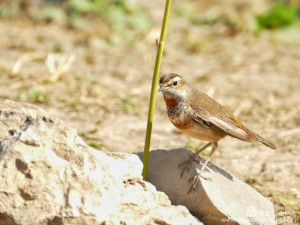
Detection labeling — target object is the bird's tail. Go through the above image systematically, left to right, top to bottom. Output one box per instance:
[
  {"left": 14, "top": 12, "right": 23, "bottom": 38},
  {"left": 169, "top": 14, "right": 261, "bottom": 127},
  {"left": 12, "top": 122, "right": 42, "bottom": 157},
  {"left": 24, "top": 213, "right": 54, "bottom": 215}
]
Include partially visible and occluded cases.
[{"left": 253, "top": 133, "right": 277, "bottom": 150}]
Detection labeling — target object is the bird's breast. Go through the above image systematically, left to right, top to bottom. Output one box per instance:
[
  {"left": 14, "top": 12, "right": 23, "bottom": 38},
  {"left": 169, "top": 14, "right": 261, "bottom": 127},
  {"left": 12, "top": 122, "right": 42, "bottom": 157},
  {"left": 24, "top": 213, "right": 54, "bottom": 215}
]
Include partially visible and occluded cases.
[
  {"left": 167, "top": 105, "right": 189, "bottom": 129},
  {"left": 167, "top": 106, "right": 226, "bottom": 142}
]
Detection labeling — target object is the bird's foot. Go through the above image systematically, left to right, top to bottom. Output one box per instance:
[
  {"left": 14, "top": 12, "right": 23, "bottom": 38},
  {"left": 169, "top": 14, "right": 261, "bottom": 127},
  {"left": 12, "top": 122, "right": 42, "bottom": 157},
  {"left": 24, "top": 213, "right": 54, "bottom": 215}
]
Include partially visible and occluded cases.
[
  {"left": 178, "top": 155, "right": 199, "bottom": 178},
  {"left": 187, "top": 170, "right": 211, "bottom": 194}
]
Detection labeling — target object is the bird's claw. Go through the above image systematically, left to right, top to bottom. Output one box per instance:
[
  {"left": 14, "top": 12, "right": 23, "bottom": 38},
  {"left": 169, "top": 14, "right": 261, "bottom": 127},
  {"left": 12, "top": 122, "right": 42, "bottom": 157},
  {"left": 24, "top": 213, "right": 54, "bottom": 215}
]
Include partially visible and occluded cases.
[
  {"left": 178, "top": 156, "right": 199, "bottom": 178},
  {"left": 187, "top": 171, "right": 211, "bottom": 194}
]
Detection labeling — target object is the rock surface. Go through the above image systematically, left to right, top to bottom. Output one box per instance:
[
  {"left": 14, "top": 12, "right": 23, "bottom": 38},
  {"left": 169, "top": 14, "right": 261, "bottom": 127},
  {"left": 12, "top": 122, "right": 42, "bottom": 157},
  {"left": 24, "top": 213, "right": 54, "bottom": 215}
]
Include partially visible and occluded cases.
[
  {"left": 0, "top": 100, "right": 201, "bottom": 225},
  {"left": 145, "top": 149, "right": 276, "bottom": 225}
]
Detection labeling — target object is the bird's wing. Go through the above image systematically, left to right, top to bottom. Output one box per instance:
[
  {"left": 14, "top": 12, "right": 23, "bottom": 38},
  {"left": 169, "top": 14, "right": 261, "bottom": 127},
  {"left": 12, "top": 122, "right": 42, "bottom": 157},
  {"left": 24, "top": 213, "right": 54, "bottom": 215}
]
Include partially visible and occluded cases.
[
  {"left": 187, "top": 88, "right": 253, "bottom": 141},
  {"left": 189, "top": 105, "right": 251, "bottom": 142}
]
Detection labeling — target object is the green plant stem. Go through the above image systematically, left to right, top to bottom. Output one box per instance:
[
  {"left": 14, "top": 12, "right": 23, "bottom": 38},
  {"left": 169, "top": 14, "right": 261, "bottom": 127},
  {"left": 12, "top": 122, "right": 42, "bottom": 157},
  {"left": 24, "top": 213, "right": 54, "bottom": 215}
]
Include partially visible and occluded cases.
[{"left": 142, "top": 0, "right": 172, "bottom": 180}]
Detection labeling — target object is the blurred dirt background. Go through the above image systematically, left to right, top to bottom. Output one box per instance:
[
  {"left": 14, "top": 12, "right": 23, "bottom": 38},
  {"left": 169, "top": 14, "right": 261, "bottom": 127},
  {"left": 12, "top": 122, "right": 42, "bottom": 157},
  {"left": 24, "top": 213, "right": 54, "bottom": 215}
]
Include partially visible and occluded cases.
[{"left": 0, "top": 0, "right": 299, "bottom": 223}]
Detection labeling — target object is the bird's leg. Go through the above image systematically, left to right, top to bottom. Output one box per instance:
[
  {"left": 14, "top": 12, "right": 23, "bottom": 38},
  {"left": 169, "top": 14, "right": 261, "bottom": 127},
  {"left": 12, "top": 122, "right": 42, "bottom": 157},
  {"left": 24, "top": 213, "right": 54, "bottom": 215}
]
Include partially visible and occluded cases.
[
  {"left": 178, "top": 142, "right": 212, "bottom": 178},
  {"left": 188, "top": 142, "right": 218, "bottom": 193}
]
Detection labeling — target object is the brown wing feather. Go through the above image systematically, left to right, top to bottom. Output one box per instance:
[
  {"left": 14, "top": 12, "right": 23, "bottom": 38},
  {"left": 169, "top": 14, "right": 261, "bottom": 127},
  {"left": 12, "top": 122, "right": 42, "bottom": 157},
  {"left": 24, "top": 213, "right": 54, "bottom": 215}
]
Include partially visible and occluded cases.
[
  {"left": 188, "top": 88, "right": 253, "bottom": 142},
  {"left": 188, "top": 88, "right": 277, "bottom": 149}
]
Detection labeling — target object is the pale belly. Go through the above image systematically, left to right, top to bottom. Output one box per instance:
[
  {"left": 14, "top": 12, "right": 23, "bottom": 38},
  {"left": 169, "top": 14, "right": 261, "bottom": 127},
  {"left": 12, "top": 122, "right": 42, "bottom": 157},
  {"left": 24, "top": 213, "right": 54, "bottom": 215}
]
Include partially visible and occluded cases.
[{"left": 169, "top": 113, "right": 226, "bottom": 142}]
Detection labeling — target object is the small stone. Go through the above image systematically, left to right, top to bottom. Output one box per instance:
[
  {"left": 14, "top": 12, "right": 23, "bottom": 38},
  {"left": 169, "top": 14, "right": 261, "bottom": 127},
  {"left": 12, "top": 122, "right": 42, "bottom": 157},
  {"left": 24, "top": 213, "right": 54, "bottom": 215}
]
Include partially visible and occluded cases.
[{"left": 145, "top": 149, "right": 276, "bottom": 225}]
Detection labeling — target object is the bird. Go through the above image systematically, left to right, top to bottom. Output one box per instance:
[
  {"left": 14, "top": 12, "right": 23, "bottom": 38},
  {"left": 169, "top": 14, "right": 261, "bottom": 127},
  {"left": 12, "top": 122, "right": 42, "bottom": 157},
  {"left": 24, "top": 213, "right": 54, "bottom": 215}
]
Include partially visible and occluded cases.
[{"left": 158, "top": 73, "right": 277, "bottom": 192}]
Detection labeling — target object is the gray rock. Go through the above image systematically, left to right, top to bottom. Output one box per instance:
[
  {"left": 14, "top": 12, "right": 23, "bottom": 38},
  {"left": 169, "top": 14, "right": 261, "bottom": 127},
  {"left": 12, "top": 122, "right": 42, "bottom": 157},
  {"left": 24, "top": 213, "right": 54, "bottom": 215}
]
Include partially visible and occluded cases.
[
  {"left": 0, "top": 100, "right": 201, "bottom": 225},
  {"left": 145, "top": 149, "right": 276, "bottom": 225}
]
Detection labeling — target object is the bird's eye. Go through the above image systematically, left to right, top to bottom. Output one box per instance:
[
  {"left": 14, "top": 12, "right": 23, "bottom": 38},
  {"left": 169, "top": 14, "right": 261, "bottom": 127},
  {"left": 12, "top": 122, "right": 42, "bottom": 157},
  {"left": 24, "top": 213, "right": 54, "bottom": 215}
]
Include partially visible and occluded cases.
[
  {"left": 159, "top": 76, "right": 164, "bottom": 84},
  {"left": 173, "top": 81, "right": 178, "bottom": 86}
]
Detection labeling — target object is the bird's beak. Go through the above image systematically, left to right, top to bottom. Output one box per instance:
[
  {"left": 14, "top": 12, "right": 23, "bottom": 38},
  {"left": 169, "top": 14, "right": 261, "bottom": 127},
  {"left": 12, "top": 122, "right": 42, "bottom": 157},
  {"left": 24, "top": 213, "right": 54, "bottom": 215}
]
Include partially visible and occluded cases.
[{"left": 158, "top": 86, "right": 164, "bottom": 92}]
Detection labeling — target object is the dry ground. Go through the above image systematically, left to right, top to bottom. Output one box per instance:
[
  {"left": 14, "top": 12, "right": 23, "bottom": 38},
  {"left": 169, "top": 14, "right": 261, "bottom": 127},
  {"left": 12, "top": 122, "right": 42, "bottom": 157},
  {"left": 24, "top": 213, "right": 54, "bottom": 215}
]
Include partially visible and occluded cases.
[{"left": 0, "top": 0, "right": 299, "bottom": 223}]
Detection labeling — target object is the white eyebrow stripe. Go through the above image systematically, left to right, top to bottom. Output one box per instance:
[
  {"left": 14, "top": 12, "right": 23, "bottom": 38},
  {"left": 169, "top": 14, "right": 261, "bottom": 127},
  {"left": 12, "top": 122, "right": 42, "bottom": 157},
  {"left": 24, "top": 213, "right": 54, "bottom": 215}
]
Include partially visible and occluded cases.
[{"left": 173, "top": 76, "right": 181, "bottom": 82}]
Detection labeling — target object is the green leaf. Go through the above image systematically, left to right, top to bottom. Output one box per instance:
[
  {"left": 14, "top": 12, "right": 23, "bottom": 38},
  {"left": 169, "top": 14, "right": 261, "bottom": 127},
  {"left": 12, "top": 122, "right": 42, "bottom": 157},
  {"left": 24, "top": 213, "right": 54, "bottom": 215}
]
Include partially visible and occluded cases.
[
  {"left": 256, "top": 2, "right": 298, "bottom": 29},
  {"left": 278, "top": 194, "right": 297, "bottom": 206}
]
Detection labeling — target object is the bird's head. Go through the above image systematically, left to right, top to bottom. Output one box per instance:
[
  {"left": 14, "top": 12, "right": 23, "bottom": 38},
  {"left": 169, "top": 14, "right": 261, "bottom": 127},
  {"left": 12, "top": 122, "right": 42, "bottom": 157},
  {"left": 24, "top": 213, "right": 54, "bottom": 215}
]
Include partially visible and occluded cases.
[{"left": 158, "top": 73, "right": 189, "bottom": 100}]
